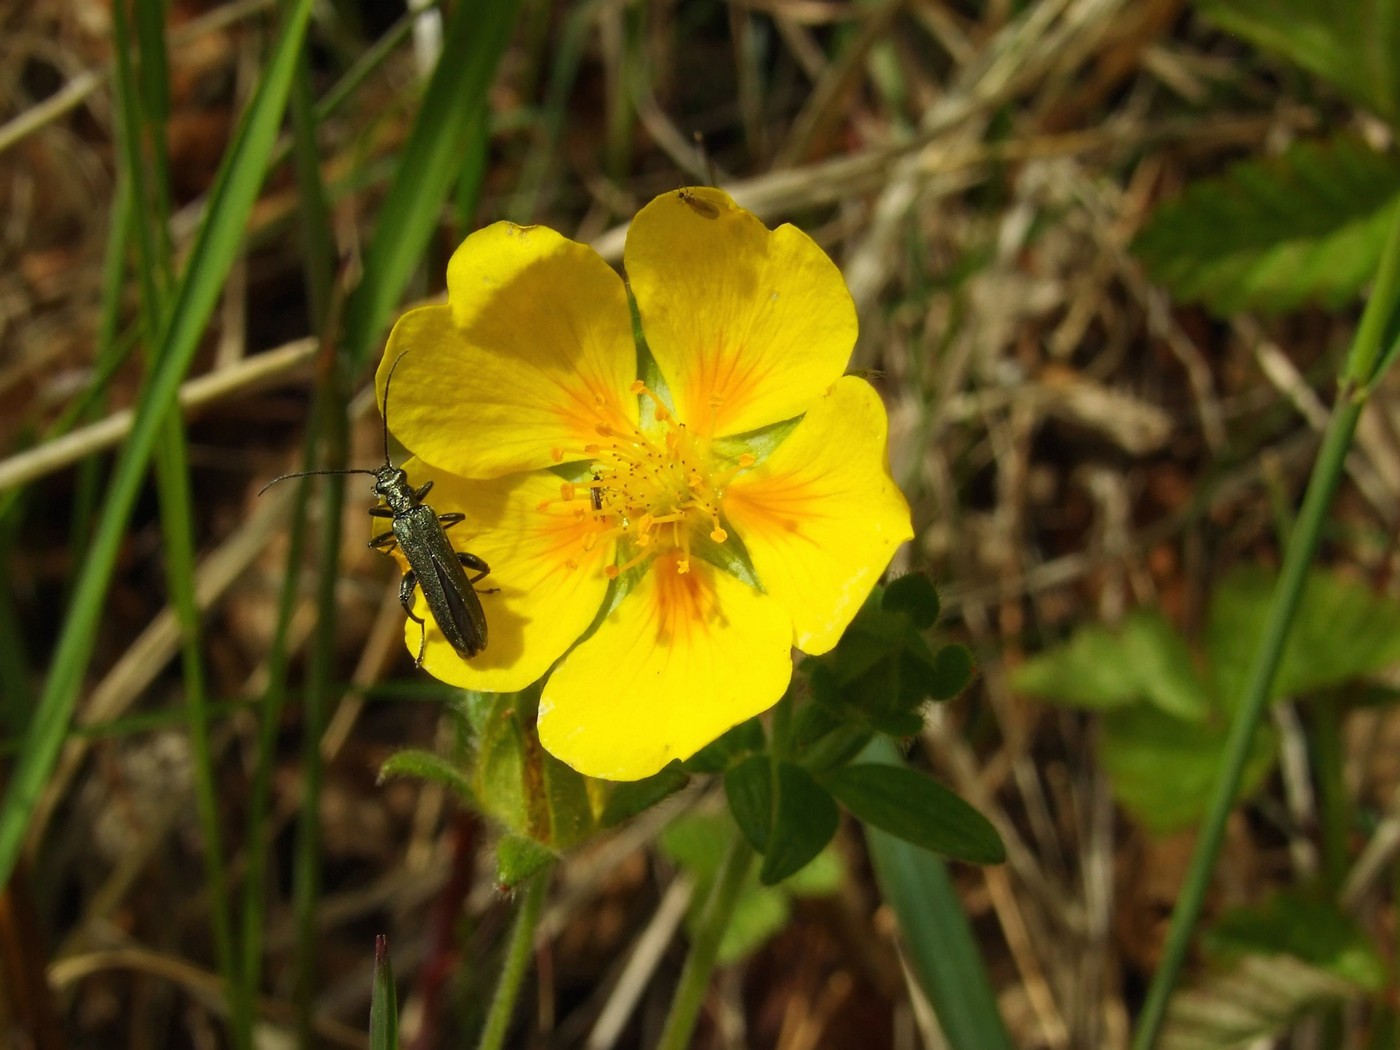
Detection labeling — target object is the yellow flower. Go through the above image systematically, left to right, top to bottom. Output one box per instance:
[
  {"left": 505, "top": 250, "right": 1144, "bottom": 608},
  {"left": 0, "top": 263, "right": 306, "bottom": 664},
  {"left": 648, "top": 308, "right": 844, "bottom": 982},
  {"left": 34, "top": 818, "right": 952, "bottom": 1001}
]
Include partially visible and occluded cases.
[{"left": 376, "top": 188, "right": 912, "bottom": 781}]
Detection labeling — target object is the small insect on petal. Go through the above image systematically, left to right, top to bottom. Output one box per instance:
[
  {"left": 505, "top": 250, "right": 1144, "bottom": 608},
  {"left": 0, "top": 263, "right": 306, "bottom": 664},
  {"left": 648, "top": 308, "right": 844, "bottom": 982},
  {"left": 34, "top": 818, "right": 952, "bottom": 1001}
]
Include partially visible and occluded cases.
[{"left": 677, "top": 188, "right": 720, "bottom": 220}]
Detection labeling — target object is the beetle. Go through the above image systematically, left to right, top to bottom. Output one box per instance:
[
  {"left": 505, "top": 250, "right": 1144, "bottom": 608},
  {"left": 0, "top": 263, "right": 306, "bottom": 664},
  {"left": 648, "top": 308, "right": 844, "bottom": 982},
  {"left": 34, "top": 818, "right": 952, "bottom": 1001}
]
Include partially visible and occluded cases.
[{"left": 261, "top": 353, "right": 490, "bottom": 666}]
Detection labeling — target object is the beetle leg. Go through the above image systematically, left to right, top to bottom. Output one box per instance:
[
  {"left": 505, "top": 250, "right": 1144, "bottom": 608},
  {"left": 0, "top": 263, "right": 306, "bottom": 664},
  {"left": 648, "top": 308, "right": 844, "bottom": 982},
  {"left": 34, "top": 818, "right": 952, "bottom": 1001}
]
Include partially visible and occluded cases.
[
  {"left": 412, "top": 480, "right": 434, "bottom": 503},
  {"left": 369, "top": 506, "right": 393, "bottom": 519},
  {"left": 437, "top": 512, "right": 465, "bottom": 530},
  {"left": 370, "top": 530, "right": 397, "bottom": 552},
  {"left": 457, "top": 552, "right": 498, "bottom": 594},
  {"left": 398, "top": 570, "right": 428, "bottom": 666}
]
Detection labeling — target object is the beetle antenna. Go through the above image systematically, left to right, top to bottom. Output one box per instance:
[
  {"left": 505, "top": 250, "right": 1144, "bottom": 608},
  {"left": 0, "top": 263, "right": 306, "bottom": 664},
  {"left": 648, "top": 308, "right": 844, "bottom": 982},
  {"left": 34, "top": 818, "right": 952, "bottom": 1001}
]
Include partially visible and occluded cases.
[
  {"left": 380, "top": 351, "right": 411, "bottom": 466},
  {"left": 258, "top": 468, "right": 379, "bottom": 497}
]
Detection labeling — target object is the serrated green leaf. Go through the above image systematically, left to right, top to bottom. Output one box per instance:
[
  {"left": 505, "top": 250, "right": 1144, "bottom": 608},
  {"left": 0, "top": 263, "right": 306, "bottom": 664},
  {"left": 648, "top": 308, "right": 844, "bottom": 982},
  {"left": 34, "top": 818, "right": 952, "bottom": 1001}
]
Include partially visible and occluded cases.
[
  {"left": 1197, "top": 0, "right": 1400, "bottom": 122},
  {"left": 1134, "top": 136, "right": 1400, "bottom": 314},
  {"left": 1208, "top": 566, "right": 1400, "bottom": 707},
  {"left": 1013, "top": 608, "right": 1211, "bottom": 720},
  {"left": 1099, "top": 703, "right": 1277, "bottom": 834},
  {"left": 377, "top": 748, "right": 473, "bottom": 799},
  {"left": 724, "top": 755, "right": 773, "bottom": 853},
  {"left": 760, "top": 763, "right": 839, "bottom": 885},
  {"left": 825, "top": 764, "right": 1005, "bottom": 864},
  {"left": 600, "top": 765, "right": 689, "bottom": 827},
  {"left": 495, "top": 834, "right": 557, "bottom": 889},
  {"left": 1206, "top": 891, "right": 1386, "bottom": 990},
  {"left": 369, "top": 935, "right": 399, "bottom": 1050},
  {"left": 1159, "top": 953, "right": 1367, "bottom": 1050}
]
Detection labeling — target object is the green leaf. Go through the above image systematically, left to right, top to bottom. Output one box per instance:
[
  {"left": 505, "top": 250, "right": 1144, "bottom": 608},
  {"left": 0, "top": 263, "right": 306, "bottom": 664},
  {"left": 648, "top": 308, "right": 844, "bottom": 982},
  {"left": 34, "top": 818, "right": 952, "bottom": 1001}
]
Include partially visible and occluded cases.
[
  {"left": 1197, "top": 0, "right": 1400, "bottom": 122},
  {"left": 1133, "top": 136, "right": 1400, "bottom": 314},
  {"left": 1208, "top": 567, "right": 1400, "bottom": 706},
  {"left": 882, "top": 574, "right": 940, "bottom": 628},
  {"left": 1013, "top": 609, "right": 1211, "bottom": 721},
  {"left": 927, "top": 644, "right": 974, "bottom": 700},
  {"left": 1099, "top": 703, "right": 1277, "bottom": 834},
  {"left": 680, "top": 716, "right": 765, "bottom": 773},
  {"left": 800, "top": 726, "right": 876, "bottom": 775},
  {"left": 377, "top": 748, "right": 473, "bottom": 799},
  {"left": 724, "top": 755, "right": 773, "bottom": 853},
  {"left": 760, "top": 763, "right": 840, "bottom": 885},
  {"left": 825, "top": 764, "right": 1005, "bottom": 864},
  {"left": 600, "top": 765, "right": 689, "bottom": 827},
  {"left": 495, "top": 834, "right": 557, "bottom": 890},
  {"left": 782, "top": 846, "right": 843, "bottom": 897},
  {"left": 1206, "top": 891, "right": 1386, "bottom": 990},
  {"left": 369, "top": 935, "right": 399, "bottom": 1050}
]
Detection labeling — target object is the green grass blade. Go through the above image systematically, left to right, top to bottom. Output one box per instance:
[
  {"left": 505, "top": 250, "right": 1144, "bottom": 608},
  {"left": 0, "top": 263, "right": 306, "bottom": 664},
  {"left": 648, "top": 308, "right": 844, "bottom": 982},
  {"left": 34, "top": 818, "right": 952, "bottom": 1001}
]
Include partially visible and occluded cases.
[
  {"left": 0, "top": 0, "right": 316, "bottom": 889},
  {"left": 341, "top": 0, "right": 522, "bottom": 370},
  {"left": 237, "top": 5, "right": 339, "bottom": 1035},
  {"left": 111, "top": 7, "right": 239, "bottom": 1037},
  {"left": 1130, "top": 205, "right": 1400, "bottom": 1050},
  {"left": 861, "top": 737, "right": 1014, "bottom": 1050},
  {"left": 370, "top": 935, "right": 400, "bottom": 1049}
]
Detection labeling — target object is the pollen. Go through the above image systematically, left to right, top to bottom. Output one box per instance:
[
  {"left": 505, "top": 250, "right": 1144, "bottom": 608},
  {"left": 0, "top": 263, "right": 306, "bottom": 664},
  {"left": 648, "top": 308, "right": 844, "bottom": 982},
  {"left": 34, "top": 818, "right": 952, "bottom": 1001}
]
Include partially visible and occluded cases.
[{"left": 546, "top": 380, "right": 747, "bottom": 580}]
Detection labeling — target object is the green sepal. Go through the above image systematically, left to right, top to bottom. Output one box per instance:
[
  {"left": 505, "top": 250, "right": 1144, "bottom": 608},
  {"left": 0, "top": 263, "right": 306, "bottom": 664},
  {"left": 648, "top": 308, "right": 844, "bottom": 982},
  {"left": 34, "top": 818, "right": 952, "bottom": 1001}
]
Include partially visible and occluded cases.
[
  {"left": 465, "top": 688, "right": 601, "bottom": 852},
  {"left": 760, "top": 763, "right": 840, "bottom": 885},
  {"left": 825, "top": 763, "right": 1005, "bottom": 865},
  {"left": 495, "top": 833, "right": 557, "bottom": 890}
]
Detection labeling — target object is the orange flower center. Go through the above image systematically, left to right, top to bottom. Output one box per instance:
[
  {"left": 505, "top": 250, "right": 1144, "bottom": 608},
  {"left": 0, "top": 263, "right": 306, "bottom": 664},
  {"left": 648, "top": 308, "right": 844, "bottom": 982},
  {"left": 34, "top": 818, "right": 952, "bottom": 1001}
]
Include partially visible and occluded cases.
[{"left": 541, "top": 381, "right": 754, "bottom": 578}]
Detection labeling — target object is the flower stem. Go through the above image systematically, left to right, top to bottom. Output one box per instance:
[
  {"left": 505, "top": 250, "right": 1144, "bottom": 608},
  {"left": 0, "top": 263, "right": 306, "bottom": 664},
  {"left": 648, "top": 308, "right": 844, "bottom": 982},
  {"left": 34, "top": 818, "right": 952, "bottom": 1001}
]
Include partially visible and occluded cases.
[
  {"left": 656, "top": 833, "right": 754, "bottom": 1050},
  {"left": 476, "top": 869, "right": 550, "bottom": 1050}
]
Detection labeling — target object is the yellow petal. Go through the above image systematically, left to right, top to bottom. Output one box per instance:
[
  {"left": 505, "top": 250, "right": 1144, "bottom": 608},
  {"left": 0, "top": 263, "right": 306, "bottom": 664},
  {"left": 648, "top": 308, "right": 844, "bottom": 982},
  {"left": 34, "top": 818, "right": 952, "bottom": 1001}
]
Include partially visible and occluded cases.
[
  {"left": 625, "top": 187, "right": 856, "bottom": 439},
  {"left": 377, "top": 222, "right": 638, "bottom": 479},
  {"left": 722, "top": 376, "right": 912, "bottom": 654},
  {"left": 387, "top": 459, "right": 614, "bottom": 692},
  {"left": 538, "top": 553, "right": 793, "bottom": 780}
]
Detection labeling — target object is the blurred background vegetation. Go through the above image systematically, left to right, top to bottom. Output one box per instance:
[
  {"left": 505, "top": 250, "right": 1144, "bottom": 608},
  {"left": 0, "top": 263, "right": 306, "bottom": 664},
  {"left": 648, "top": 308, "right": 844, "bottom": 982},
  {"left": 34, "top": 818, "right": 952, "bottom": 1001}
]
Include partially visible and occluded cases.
[{"left": 4, "top": 0, "right": 1400, "bottom": 1047}]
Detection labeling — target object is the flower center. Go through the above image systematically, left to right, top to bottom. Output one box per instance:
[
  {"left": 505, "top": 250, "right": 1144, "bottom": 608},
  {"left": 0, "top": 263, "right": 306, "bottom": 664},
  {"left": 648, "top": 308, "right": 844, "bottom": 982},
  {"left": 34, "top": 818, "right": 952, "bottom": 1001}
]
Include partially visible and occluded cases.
[{"left": 542, "top": 381, "right": 754, "bottom": 578}]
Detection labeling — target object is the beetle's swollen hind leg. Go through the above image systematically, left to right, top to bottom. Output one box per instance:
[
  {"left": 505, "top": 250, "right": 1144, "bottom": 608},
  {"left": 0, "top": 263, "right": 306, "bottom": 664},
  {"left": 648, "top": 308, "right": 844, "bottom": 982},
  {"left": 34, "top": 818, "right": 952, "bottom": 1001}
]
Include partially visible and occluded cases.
[
  {"left": 457, "top": 552, "right": 499, "bottom": 594},
  {"left": 398, "top": 569, "right": 428, "bottom": 666}
]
